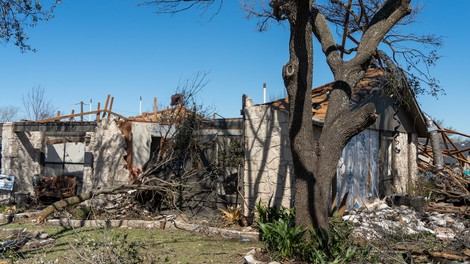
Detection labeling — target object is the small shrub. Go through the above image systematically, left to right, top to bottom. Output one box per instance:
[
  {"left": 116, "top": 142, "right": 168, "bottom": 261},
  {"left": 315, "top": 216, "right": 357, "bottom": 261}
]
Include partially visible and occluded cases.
[
  {"left": 257, "top": 201, "right": 293, "bottom": 224},
  {"left": 256, "top": 203, "right": 365, "bottom": 263},
  {"left": 257, "top": 203, "right": 305, "bottom": 260},
  {"left": 0, "top": 205, "right": 16, "bottom": 215},
  {"left": 69, "top": 205, "right": 93, "bottom": 220},
  {"left": 219, "top": 205, "right": 243, "bottom": 225},
  {"left": 304, "top": 217, "right": 365, "bottom": 264},
  {"left": 258, "top": 219, "right": 306, "bottom": 260}
]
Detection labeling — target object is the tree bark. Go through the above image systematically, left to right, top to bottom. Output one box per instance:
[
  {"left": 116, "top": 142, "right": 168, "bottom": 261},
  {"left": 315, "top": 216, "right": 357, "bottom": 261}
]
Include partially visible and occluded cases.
[
  {"left": 277, "top": 0, "right": 317, "bottom": 230},
  {"left": 280, "top": 0, "right": 411, "bottom": 236}
]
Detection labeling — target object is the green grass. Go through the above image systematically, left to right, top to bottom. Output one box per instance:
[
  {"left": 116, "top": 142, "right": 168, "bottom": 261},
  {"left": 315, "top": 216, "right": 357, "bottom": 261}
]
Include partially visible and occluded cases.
[{"left": 0, "top": 222, "right": 261, "bottom": 263}]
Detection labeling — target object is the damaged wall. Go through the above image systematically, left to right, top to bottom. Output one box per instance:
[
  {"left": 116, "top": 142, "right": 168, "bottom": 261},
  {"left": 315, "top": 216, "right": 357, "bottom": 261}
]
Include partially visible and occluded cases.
[
  {"left": 243, "top": 95, "right": 420, "bottom": 215},
  {"left": 243, "top": 96, "right": 295, "bottom": 215},
  {"left": 83, "top": 118, "right": 129, "bottom": 192},
  {"left": 0, "top": 119, "right": 131, "bottom": 198},
  {"left": 131, "top": 122, "right": 152, "bottom": 170},
  {"left": 131, "top": 122, "right": 177, "bottom": 171},
  {"left": 1, "top": 123, "right": 44, "bottom": 194},
  {"left": 337, "top": 129, "right": 380, "bottom": 209},
  {"left": 393, "top": 133, "right": 418, "bottom": 194}
]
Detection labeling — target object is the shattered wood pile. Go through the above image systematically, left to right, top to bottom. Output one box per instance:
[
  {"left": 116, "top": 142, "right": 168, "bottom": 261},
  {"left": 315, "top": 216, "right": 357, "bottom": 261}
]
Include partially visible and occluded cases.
[
  {"left": 418, "top": 121, "right": 470, "bottom": 198},
  {"left": 405, "top": 123, "right": 470, "bottom": 262}
]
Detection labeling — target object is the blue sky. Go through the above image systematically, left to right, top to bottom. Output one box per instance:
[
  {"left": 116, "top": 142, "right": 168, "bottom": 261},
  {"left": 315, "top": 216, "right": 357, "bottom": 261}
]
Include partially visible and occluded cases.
[{"left": 0, "top": 1, "right": 469, "bottom": 135}]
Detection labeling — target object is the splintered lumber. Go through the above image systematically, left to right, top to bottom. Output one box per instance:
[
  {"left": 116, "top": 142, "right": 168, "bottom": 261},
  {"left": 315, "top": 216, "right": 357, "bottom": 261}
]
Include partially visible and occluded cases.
[
  {"left": 106, "top": 110, "right": 127, "bottom": 121},
  {"left": 434, "top": 121, "right": 467, "bottom": 163},
  {"left": 441, "top": 128, "right": 470, "bottom": 139},
  {"left": 427, "top": 202, "right": 470, "bottom": 216},
  {"left": 394, "top": 243, "right": 424, "bottom": 254}
]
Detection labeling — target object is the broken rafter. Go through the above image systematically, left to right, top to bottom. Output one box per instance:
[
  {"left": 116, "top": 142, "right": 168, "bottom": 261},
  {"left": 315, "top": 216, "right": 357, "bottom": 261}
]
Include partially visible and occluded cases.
[
  {"left": 29, "top": 94, "right": 128, "bottom": 123},
  {"left": 102, "top": 95, "right": 111, "bottom": 118},
  {"left": 32, "top": 109, "right": 127, "bottom": 123},
  {"left": 434, "top": 121, "right": 467, "bottom": 163},
  {"left": 441, "top": 128, "right": 470, "bottom": 138},
  {"left": 448, "top": 147, "right": 470, "bottom": 155}
]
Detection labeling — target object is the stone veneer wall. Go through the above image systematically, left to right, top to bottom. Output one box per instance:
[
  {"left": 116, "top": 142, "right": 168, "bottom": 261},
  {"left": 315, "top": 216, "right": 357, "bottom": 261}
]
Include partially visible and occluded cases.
[
  {"left": 242, "top": 95, "right": 419, "bottom": 215},
  {"left": 242, "top": 96, "right": 294, "bottom": 217},
  {"left": 83, "top": 118, "right": 130, "bottom": 192},
  {"left": 1, "top": 119, "right": 131, "bottom": 195},
  {"left": 1, "top": 123, "right": 44, "bottom": 195},
  {"left": 392, "top": 133, "right": 418, "bottom": 194}
]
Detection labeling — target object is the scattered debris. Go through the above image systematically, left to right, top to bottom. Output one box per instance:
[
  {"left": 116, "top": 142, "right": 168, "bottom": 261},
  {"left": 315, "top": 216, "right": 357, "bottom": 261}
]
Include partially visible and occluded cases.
[
  {"left": 33, "top": 175, "right": 77, "bottom": 203},
  {"left": 343, "top": 198, "right": 469, "bottom": 263},
  {"left": 0, "top": 228, "right": 54, "bottom": 254}
]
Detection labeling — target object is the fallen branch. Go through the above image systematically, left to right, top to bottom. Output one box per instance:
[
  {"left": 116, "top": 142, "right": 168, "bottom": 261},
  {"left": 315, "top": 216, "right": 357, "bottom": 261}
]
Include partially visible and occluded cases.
[
  {"left": 37, "top": 184, "right": 167, "bottom": 222},
  {"left": 428, "top": 251, "right": 469, "bottom": 262}
]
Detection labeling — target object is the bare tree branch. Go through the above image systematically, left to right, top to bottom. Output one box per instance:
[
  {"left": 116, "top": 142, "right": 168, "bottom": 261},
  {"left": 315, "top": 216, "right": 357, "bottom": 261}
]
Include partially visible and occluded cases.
[
  {"left": 0, "top": 0, "right": 59, "bottom": 52},
  {"left": 139, "top": 0, "right": 223, "bottom": 17},
  {"left": 351, "top": 0, "right": 411, "bottom": 67},
  {"left": 22, "top": 85, "right": 55, "bottom": 121},
  {"left": 0, "top": 105, "right": 19, "bottom": 122}
]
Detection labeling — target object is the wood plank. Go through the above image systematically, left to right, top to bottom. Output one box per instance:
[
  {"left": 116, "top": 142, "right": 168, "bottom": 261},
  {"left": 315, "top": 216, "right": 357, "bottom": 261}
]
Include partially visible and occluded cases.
[
  {"left": 102, "top": 95, "right": 110, "bottom": 118},
  {"left": 109, "top": 96, "right": 114, "bottom": 113},
  {"left": 96, "top": 102, "right": 101, "bottom": 122},
  {"left": 36, "top": 110, "right": 102, "bottom": 123},
  {"left": 69, "top": 110, "right": 75, "bottom": 121}
]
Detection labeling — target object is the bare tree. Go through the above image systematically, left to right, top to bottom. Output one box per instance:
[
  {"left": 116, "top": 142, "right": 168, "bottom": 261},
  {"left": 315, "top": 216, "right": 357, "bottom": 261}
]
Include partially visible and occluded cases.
[
  {"left": 0, "top": 0, "right": 59, "bottom": 52},
  {"left": 143, "top": 0, "right": 439, "bottom": 237},
  {"left": 317, "top": 0, "right": 443, "bottom": 97},
  {"left": 22, "top": 85, "right": 55, "bottom": 120},
  {"left": 0, "top": 105, "right": 19, "bottom": 122}
]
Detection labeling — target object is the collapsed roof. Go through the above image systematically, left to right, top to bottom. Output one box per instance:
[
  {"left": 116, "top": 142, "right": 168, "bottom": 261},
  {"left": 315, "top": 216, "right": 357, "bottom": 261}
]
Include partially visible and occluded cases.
[{"left": 263, "top": 68, "right": 428, "bottom": 137}]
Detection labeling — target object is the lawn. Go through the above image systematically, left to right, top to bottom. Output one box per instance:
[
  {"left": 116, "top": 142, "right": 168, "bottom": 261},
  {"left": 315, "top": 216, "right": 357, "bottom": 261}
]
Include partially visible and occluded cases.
[{"left": 0, "top": 222, "right": 262, "bottom": 263}]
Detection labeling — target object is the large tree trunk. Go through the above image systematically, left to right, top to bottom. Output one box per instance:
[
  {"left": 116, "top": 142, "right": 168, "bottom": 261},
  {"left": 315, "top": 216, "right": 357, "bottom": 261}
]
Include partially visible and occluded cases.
[
  {"left": 280, "top": 0, "right": 317, "bottom": 230},
  {"left": 281, "top": 0, "right": 410, "bottom": 236}
]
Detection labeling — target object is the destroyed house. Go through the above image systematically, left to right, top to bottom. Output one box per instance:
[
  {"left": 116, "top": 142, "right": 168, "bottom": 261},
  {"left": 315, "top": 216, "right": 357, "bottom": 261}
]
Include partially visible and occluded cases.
[
  {"left": 242, "top": 68, "right": 429, "bottom": 214},
  {"left": 0, "top": 101, "right": 243, "bottom": 211}
]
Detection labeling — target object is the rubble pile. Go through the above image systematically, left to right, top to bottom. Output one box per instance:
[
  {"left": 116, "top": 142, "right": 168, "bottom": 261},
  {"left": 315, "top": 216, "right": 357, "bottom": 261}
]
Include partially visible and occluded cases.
[
  {"left": 343, "top": 198, "right": 470, "bottom": 262},
  {"left": 343, "top": 200, "right": 433, "bottom": 240}
]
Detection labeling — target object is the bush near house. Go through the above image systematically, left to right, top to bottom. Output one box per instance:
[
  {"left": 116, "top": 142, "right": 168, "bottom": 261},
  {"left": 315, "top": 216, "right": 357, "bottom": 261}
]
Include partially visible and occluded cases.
[{"left": 256, "top": 202, "right": 364, "bottom": 263}]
